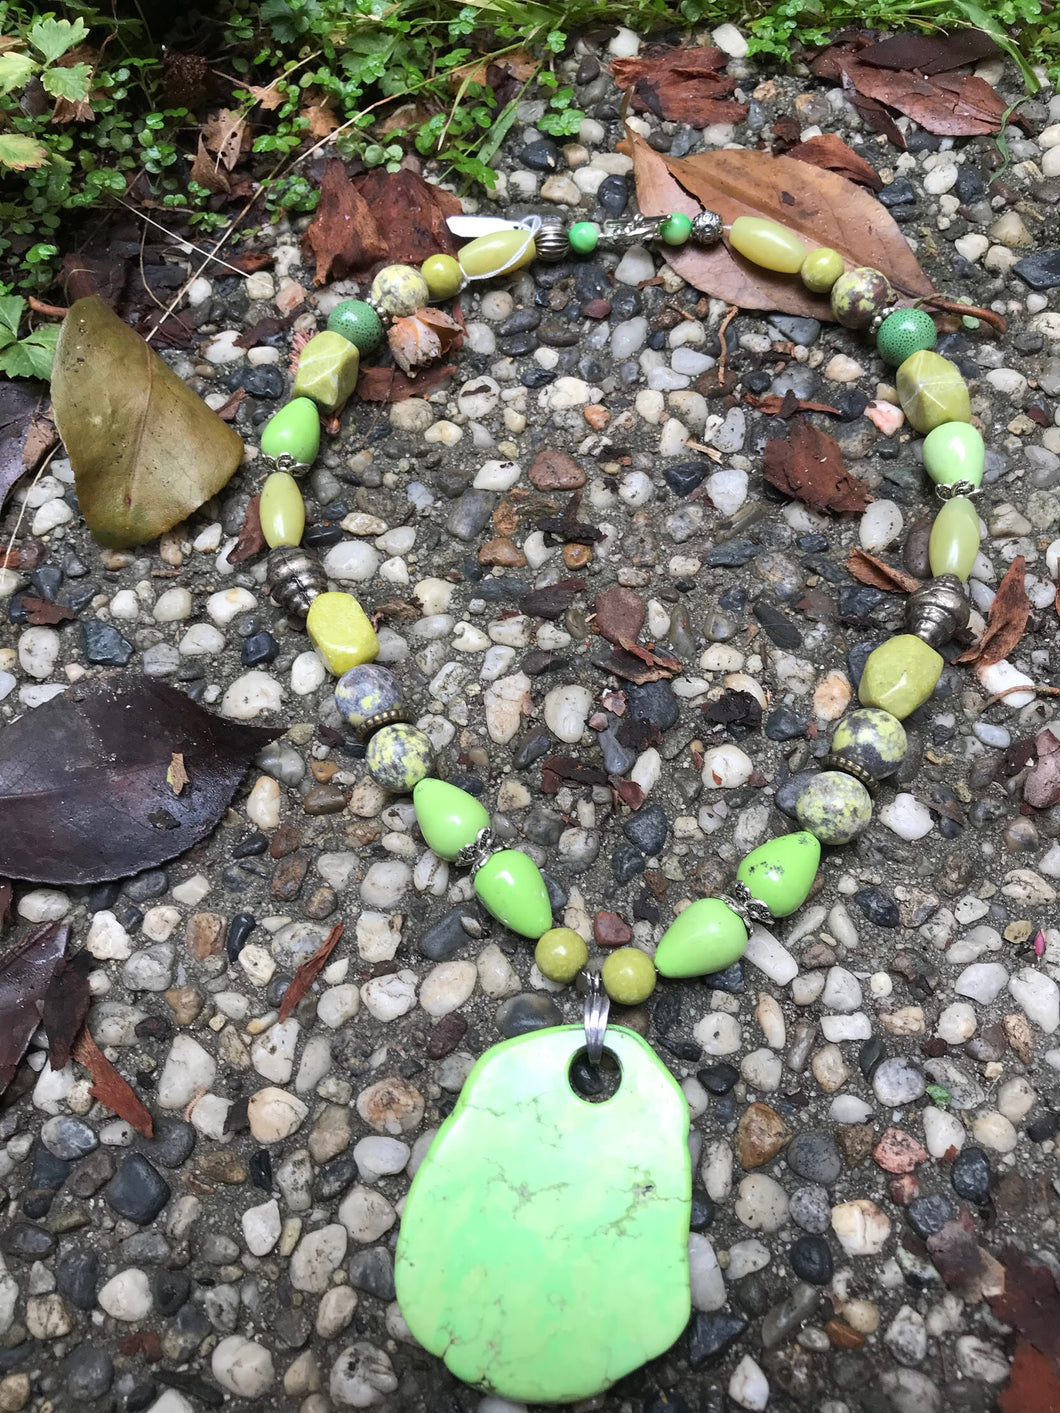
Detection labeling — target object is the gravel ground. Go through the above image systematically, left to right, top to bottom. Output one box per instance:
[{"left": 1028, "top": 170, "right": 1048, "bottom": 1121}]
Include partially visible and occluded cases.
[{"left": 2, "top": 26, "right": 1060, "bottom": 1413}]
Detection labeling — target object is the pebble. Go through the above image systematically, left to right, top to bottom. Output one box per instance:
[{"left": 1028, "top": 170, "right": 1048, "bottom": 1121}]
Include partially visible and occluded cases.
[
  {"left": 543, "top": 683, "right": 592, "bottom": 743},
  {"left": 879, "top": 793, "right": 934, "bottom": 841},
  {"left": 247, "top": 1087, "right": 308, "bottom": 1142},
  {"left": 951, "top": 1146, "right": 991, "bottom": 1202},
  {"left": 734, "top": 1174, "right": 789, "bottom": 1231},
  {"left": 830, "top": 1199, "right": 891, "bottom": 1255},
  {"left": 97, "top": 1268, "right": 153, "bottom": 1321},
  {"left": 211, "top": 1336, "right": 275, "bottom": 1397}
]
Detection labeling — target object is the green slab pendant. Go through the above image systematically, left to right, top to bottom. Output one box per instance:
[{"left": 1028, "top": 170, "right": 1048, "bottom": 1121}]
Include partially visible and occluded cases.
[
  {"left": 413, "top": 779, "right": 490, "bottom": 860},
  {"left": 736, "top": 831, "right": 821, "bottom": 917},
  {"left": 474, "top": 848, "right": 552, "bottom": 939},
  {"left": 654, "top": 897, "right": 748, "bottom": 978},
  {"left": 395, "top": 1025, "right": 691, "bottom": 1404}
]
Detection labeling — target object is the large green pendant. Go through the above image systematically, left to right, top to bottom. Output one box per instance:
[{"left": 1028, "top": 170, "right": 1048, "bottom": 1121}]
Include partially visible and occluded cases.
[
  {"left": 413, "top": 779, "right": 490, "bottom": 860},
  {"left": 736, "top": 831, "right": 821, "bottom": 917},
  {"left": 474, "top": 849, "right": 552, "bottom": 939},
  {"left": 654, "top": 897, "right": 748, "bottom": 979},
  {"left": 395, "top": 1025, "right": 691, "bottom": 1404}
]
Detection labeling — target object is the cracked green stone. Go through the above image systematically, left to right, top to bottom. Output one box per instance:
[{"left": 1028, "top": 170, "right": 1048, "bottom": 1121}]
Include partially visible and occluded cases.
[
  {"left": 291, "top": 331, "right": 360, "bottom": 411},
  {"left": 413, "top": 779, "right": 489, "bottom": 861},
  {"left": 736, "top": 831, "right": 821, "bottom": 917},
  {"left": 474, "top": 848, "right": 552, "bottom": 939},
  {"left": 654, "top": 897, "right": 747, "bottom": 979},
  {"left": 395, "top": 1025, "right": 691, "bottom": 1404}
]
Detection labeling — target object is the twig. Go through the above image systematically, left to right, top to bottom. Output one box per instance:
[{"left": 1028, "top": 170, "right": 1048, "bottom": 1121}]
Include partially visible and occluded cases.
[
  {"left": 115, "top": 199, "right": 253, "bottom": 277},
  {"left": 138, "top": 222, "right": 169, "bottom": 315},
  {"left": 717, "top": 303, "right": 739, "bottom": 381},
  {"left": 682, "top": 438, "right": 722, "bottom": 463},
  {"left": 976, "top": 682, "right": 1060, "bottom": 714}
]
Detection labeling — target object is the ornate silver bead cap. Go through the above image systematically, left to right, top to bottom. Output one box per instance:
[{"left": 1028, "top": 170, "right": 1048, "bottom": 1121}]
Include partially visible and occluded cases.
[
  {"left": 690, "top": 209, "right": 723, "bottom": 245},
  {"left": 262, "top": 452, "right": 311, "bottom": 476},
  {"left": 266, "top": 545, "right": 327, "bottom": 619},
  {"left": 906, "top": 573, "right": 970, "bottom": 648},
  {"left": 455, "top": 827, "right": 496, "bottom": 875},
  {"left": 719, "top": 881, "right": 773, "bottom": 930}
]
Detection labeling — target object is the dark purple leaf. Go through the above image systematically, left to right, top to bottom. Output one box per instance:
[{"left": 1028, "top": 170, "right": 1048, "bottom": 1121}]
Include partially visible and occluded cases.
[
  {"left": 0, "top": 380, "right": 45, "bottom": 512},
  {"left": 519, "top": 578, "right": 586, "bottom": 620},
  {"left": 0, "top": 674, "right": 282, "bottom": 885},
  {"left": 0, "top": 921, "right": 68, "bottom": 1094},
  {"left": 44, "top": 952, "right": 93, "bottom": 1071}
]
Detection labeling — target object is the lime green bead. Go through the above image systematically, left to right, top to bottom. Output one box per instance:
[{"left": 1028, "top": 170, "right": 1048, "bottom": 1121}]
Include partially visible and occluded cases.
[
  {"left": 660, "top": 212, "right": 692, "bottom": 246},
  {"left": 729, "top": 216, "right": 809, "bottom": 274},
  {"left": 568, "top": 222, "right": 600, "bottom": 255},
  {"left": 458, "top": 229, "right": 536, "bottom": 280},
  {"left": 800, "top": 247, "right": 845, "bottom": 293},
  {"left": 421, "top": 253, "right": 463, "bottom": 300},
  {"left": 370, "top": 264, "right": 430, "bottom": 318},
  {"left": 830, "top": 266, "right": 893, "bottom": 329},
  {"left": 327, "top": 299, "right": 383, "bottom": 354},
  {"left": 876, "top": 307, "right": 937, "bottom": 367},
  {"left": 292, "top": 331, "right": 360, "bottom": 412},
  {"left": 896, "top": 350, "right": 971, "bottom": 433},
  {"left": 260, "top": 397, "right": 319, "bottom": 468},
  {"left": 922, "top": 422, "right": 984, "bottom": 490},
  {"left": 259, "top": 471, "right": 305, "bottom": 549},
  {"left": 929, "top": 496, "right": 981, "bottom": 581},
  {"left": 305, "top": 591, "right": 379, "bottom": 675},
  {"left": 858, "top": 634, "right": 943, "bottom": 720},
  {"left": 830, "top": 707, "right": 907, "bottom": 780},
  {"left": 794, "top": 772, "right": 872, "bottom": 846},
  {"left": 413, "top": 779, "right": 490, "bottom": 861},
  {"left": 736, "top": 831, "right": 821, "bottom": 918},
  {"left": 474, "top": 849, "right": 553, "bottom": 939},
  {"left": 654, "top": 898, "right": 747, "bottom": 980},
  {"left": 535, "top": 927, "right": 589, "bottom": 984},
  {"left": 602, "top": 947, "right": 657, "bottom": 1005}
]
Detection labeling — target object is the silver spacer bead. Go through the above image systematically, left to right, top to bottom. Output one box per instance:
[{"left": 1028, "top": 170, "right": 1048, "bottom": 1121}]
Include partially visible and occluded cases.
[
  {"left": 690, "top": 209, "right": 723, "bottom": 245},
  {"left": 594, "top": 215, "right": 663, "bottom": 252},
  {"left": 534, "top": 216, "right": 568, "bottom": 263},
  {"left": 869, "top": 305, "right": 898, "bottom": 336},
  {"left": 262, "top": 452, "right": 311, "bottom": 477},
  {"left": 935, "top": 480, "right": 981, "bottom": 501},
  {"left": 266, "top": 544, "right": 327, "bottom": 620},
  {"left": 906, "top": 573, "right": 971, "bottom": 648},
  {"left": 356, "top": 705, "right": 412, "bottom": 744},
  {"left": 821, "top": 753, "right": 879, "bottom": 794},
  {"left": 455, "top": 827, "right": 495, "bottom": 875},
  {"left": 719, "top": 881, "right": 773, "bottom": 931}
]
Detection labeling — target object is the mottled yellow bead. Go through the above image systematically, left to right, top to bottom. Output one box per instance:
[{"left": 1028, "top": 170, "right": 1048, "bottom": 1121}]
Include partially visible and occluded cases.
[
  {"left": 729, "top": 216, "right": 810, "bottom": 274},
  {"left": 458, "top": 228, "right": 537, "bottom": 280},
  {"left": 800, "top": 247, "right": 845, "bottom": 293},
  {"left": 421, "top": 253, "right": 463, "bottom": 299},
  {"left": 370, "top": 264, "right": 430, "bottom": 319},
  {"left": 292, "top": 331, "right": 360, "bottom": 412},
  {"left": 259, "top": 471, "right": 305, "bottom": 549},
  {"left": 929, "top": 496, "right": 981, "bottom": 581},
  {"left": 306, "top": 591, "right": 379, "bottom": 675},
  {"left": 858, "top": 634, "right": 943, "bottom": 720}
]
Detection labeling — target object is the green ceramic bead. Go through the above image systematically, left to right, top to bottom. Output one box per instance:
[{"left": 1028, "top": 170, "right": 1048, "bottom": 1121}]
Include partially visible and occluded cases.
[
  {"left": 660, "top": 212, "right": 692, "bottom": 246},
  {"left": 568, "top": 221, "right": 600, "bottom": 255},
  {"left": 800, "top": 247, "right": 845, "bottom": 293},
  {"left": 421, "top": 253, "right": 463, "bottom": 300},
  {"left": 370, "top": 264, "right": 430, "bottom": 318},
  {"left": 830, "top": 266, "right": 893, "bottom": 329},
  {"left": 327, "top": 298, "right": 383, "bottom": 354},
  {"left": 875, "top": 307, "right": 938, "bottom": 366},
  {"left": 292, "top": 331, "right": 360, "bottom": 411},
  {"left": 896, "top": 350, "right": 971, "bottom": 433},
  {"left": 260, "top": 397, "right": 320, "bottom": 468},
  {"left": 922, "top": 422, "right": 985, "bottom": 490},
  {"left": 259, "top": 471, "right": 305, "bottom": 549},
  {"left": 929, "top": 495, "right": 981, "bottom": 581},
  {"left": 857, "top": 634, "right": 943, "bottom": 719},
  {"left": 829, "top": 707, "right": 907, "bottom": 780},
  {"left": 366, "top": 722, "right": 434, "bottom": 792},
  {"left": 794, "top": 771, "right": 872, "bottom": 846},
  {"left": 413, "top": 779, "right": 490, "bottom": 861},
  {"left": 736, "top": 831, "right": 821, "bottom": 918},
  {"left": 474, "top": 849, "right": 553, "bottom": 939},
  {"left": 654, "top": 898, "right": 748, "bottom": 980},
  {"left": 535, "top": 928, "right": 589, "bottom": 984},
  {"left": 602, "top": 947, "right": 657, "bottom": 1005}
]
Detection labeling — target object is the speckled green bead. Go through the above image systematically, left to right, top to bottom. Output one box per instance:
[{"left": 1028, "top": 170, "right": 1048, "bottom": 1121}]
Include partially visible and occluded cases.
[
  {"left": 659, "top": 212, "right": 692, "bottom": 246},
  {"left": 568, "top": 221, "right": 600, "bottom": 255},
  {"left": 800, "top": 247, "right": 845, "bottom": 293},
  {"left": 370, "top": 264, "right": 430, "bottom": 319},
  {"left": 830, "top": 266, "right": 894, "bottom": 329},
  {"left": 327, "top": 298, "right": 384, "bottom": 354},
  {"left": 876, "top": 307, "right": 937, "bottom": 366},
  {"left": 896, "top": 350, "right": 971, "bottom": 433},
  {"left": 922, "top": 422, "right": 984, "bottom": 490},
  {"left": 857, "top": 634, "right": 943, "bottom": 719},
  {"left": 829, "top": 707, "right": 907, "bottom": 780},
  {"left": 366, "top": 722, "right": 434, "bottom": 792},
  {"left": 795, "top": 771, "right": 872, "bottom": 846},
  {"left": 414, "top": 778, "right": 490, "bottom": 860},
  {"left": 736, "top": 831, "right": 821, "bottom": 917},
  {"left": 535, "top": 927, "right": 589, "bottom": 984},
  {"left": 602, "top": 948, "right": 657, "bottom": 1005}
]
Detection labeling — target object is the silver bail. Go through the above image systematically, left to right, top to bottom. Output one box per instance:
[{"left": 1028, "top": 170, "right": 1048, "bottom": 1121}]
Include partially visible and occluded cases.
[{"left": 583, "top": 971, "right": 610, "bottom": 1068}]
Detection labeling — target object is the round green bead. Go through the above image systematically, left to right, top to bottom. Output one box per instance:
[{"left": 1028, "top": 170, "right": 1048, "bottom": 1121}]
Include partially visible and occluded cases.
[
  {"left": 660, "top": 212, "right": 692, "bottom": 246},
  {"left": 568, "top": 221, "right": 600, "bottom": 255},
  {"left": 800, "top": 247, "right": 845, "bottom": 294},
  {"left": 421, "top": 253, "right": 463, "bottom": 300},
  {"left": 327, "top": 299, "right": 383, "bottom": 354},
  {"left": 876, "top": 307, "right": 938, "bottom": 367},
  {"left": 922, "top": 422, "right": 984, "bottom": 490},
  {"left": 830, "top": 708, "right": 907, "bottom": 781},
  {"left": 366, "top": 722, "right": 434, "bottom": 792},
  {"left": 794, "top": 771, "right": 872, "bottom": 846},
  {"left": 535, "top": 927, "right": 589, "bottom": 984},
  {"left": 602, "top": 947, "right": 657, "bottom": 1005}
]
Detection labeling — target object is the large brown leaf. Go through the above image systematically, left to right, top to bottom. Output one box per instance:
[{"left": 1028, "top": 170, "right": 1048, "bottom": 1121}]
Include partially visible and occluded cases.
[
  {"left": 854, "top": 28, "right": 1000, "bottom": 74},
  {"left": 612, "top": 44, "right": 748, "bottom": 126},
  {"left": 841, "top": 59, "right": 1011, "bottom": 135},
  {"left": 626, "top": 128, "right": 934, "bottom": 316},
  {"left": 784, "top": 134, "right": 883, "bottom": 191},
  {"left": 302, "top": 158, "right": 388, "bottom": 286},
  {"left": 52, "top": 297, "right": 243, "bottom": 548},
  {"left": 0, "top": 380, "right": 47, "bottom": 513},
  {"left": 0, "top": 675, "right": 281, "bottom": 885},
  {"left": 0, "top": 922, "right": 68, "bottom": 1094}
]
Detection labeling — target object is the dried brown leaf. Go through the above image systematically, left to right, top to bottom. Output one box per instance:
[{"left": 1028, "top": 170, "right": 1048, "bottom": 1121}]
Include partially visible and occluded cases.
[
  {"left": 856, "top": 28, "right": 1000, "bottom": 75},
  {"left": 612, "top": 44, "right": 748, "bottom": 126},
  {"left": 841, "top": 59, "right": 1012, "bottom": 136},
  {"left": 246, "top": 80, "right": 285, "bottom": 110},
  {"left": 302, "top": 100, "right": 340, "bottom": 138},
  {"left": 200, "top": 107, "right": 248, "bottom": 169},
  {"left": 190, "top": 133, "right": 231, "bottom": 195},
  {"left": 786, "top": 133, "right": 883, "bottom": 190},
  {"left": 302, "top": 159, "right": 388, "bottom": 287},
  {"left": 353, "top": 168, "right": 464, "bottom": 269},
  {"left": 387, "top": 306, "right": 463, "bottom": 374},
  {"left": 356, "top": 363, "right": 456, "bottom": 403},
  {"left": 214, "top": 387, "right": 246, "bottom": 422},
  {"left": 746, "top": 391, "right": 841, "bottom": 418},
  {"left": 762, "top": 418, "right": 873, "bottom": 513},
  {"left": 227, "top": 493, "right": 266, "bottom": 564},
  {"left": 847, "top": 547, "right": 922, "bottom": 593},
  {"left": 957, "top": 555, "right": 1030, "bottom": 666},
  {"left": 593, "top": 585, "right": 646, "bottom": 646},
  {"left": 21, "top": 595, "right": 75, "bottom": 625},
  {"left": 168, "top": 752, "right": 189, "bottom": 795},
  {"left": 279, "top": 921, "right": 344, "bottom": 1023},
  {"left": 0, "top": 922, "right": 68, "bottom": 1093},
  {"left": 43, "top": 954, "right": 91, "bottom": 1071},
  {"left": 73, "top": 1026, "right": 153, "bottom": 1138},
  {"left": 990, "top": 1245, "right": 1060, "bottom": 1364},
  {"left": 999, "top": 1342, "right": 1060, "bottom": 1413}
]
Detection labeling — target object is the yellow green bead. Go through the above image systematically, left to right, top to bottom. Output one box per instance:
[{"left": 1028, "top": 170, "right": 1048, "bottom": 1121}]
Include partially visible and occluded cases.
[
  {"left": 729, "top": 216, "right": 809, "bottom": 274},
  {"left": 458, "top": 228, "right": 536, "bottom": 280},
  {"left": 800, "top": 247, "right": 845, "bottom": 293},
  {"left": 421, "top": 253, "right": 464, "bottom": 300},
  {"left": 370, "top": 264, "right": 430, "bottom": 318},
  {"left": 830, "top": 266, "right": 893, "bottom": 329},
  {"left": 292, "top": 331, "right": 360, "bottom": 412},
  {"left": 896, "top": 350, "right": 971, "bottom": 433},
  {"left": 260, "top": 397, "right": 320, "bottom": 468},
  {"left": 922, "top": 422, "right": 984, "bottom": 490},
  {"left": 259, "top": 471, "right": 305, "bottom": 549},
  {"left": 929, "top": 496, "right": 980, "bottom": 581},
  {"left": 306, "top": 591, "right": 379, "bottom": 675},
  {"left": 858, "top": 634, "right": 943, "bottom": 720},
  {"left": 366, "top": 722, "right": 434, "bottom": 792},
  {"left": 794, "top": 772, "right": 872, "bottom": 846},
  {"left": 413, "top": 779, "right": 489, "bottom": 861},
  {"left": 736, "top": 832, "right": 821, "bottom": 917},
  {"left": 474, "top": 849, "right": 552, "bottom": 939},
  {"left": 654, "top": 898, "right": 747, "bottom": 980},
  {"left": 535, "top": 927, "right": 589, "bottom": 984},
  {"left": 601, "top": 947, "right": 657, "bottom": 1005}
]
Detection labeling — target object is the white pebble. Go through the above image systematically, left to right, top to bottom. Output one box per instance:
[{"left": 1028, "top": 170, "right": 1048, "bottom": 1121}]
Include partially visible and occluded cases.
[
  {"left": 706, "top": 469, "right": 748, "bottom": 517},
  {"left": 859, "top": 499, "right": 904, "bottom": 552},
  {"left": 207, "top": 587, "right": 257, "bottom": 626},
  {"left": 152, "top": 588, "right": 193, "bottom": 622},
  {"left": 18, "top": 627, "right": 59, "bottom": 680},
  {"left": 291, "top": 651, "right": 326, "bottom": 695},
  {"left": 220, "top": 671, "right": 283, "bottom": 719},
  {"left": 543, "top": 683, "right": 593, "bottom": 743},
  {"left": 701, "top": 744, "right": 753, "bottom": 788},
  {"left": 246, "top": 775, "right": 281, "bottom": 830},
  {"left": 878, "top": 793, "right": 934, "bottom": 841},
  {"left": 360, "top": 860, "right": 411, "bottom": 909},
  {"left": 955, "top": 962, "right": 1008, "bottom": 1004},
  {"left": 1008, "top": 966, "right": 1059, "bottom": 1032},
  {"left": 923, "top": 1105, "right": 965, "bottom": 1158},
  {"left": 734, "top": 1174, "right": 789, "bottom": 1231},
  {"left": 242, "top": 1199, "right": 282, "bottom": 1256},
  {"left": 98, "top": 1269, "right": 153, "bottom": 1321},
  {"left": 211, "top": 1335, "right": 274, "bottom": 1397},
  {"left": 728, "top": 1355, "right": 769, "bottom": 1412}
]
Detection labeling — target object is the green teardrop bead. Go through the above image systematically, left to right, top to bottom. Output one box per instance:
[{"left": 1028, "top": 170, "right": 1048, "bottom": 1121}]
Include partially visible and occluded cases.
[
  {"left": 260, "top": 397, "right": 320, "bottom": 468},
  {"left": 922, "top": 422, "right": 985, "bottom": 490},
  {"left": 929, "top": 495, "right": 980, "bottom": 581},
  {"left": 413, "top": 779, "right": 490, "bottom": 861},
  {"left": 736, "top": 831, "right": 821, "bottom": 918},
  {"left": 474, "top": 849, "right": 553, "bottom": 939},
  {"left": 654, "top": 898, "right": 748, "bottom": 980}
]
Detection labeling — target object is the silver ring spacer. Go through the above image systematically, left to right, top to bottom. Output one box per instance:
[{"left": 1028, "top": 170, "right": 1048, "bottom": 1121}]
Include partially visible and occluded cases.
[
  {"left": 869, "top": 305, "right": 898, "bottom": 336},
  {"left": 262, "top": 452, "right": 311, "bottom": 476},
  {"left": 935, "top": 480, "right": 981, "bottom": 501},
  {"left": 455, "top": 827, "right": 495, "bottom": 876},
  {"left": 719, "top": 882, "right": 772, "bottom": 931},
  {"left": 583, "top": 971, "right": 610, "bottom": 1067}
]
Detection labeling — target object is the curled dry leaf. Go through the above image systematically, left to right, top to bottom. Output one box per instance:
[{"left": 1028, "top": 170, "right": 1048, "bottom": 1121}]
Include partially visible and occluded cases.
[
  {"left": 854, "top": 28, "right": 1000, "bottom": 74},
  {"left": 612, "top": 44, "right": 748, "bottom": 126},
  {"left": 840, "top": 60, "right": 1014, "bottom": 137},
  {"left": 784, "top": 133, "right": 883, "bottom": 190},
  {"left": 303, "top": 158, "right": 388, "bottom": 287},
  {"left": 387, "top": 306, "right": 464, "bottom": 374},
  {"left": 356, "top": 362, "right": 456, "bottom": 403},
  {"left": 0, "top": 379, "right": 46, "bottom": 513},
  {"left": 746, "top": 391, "right": 841, "bottom": 418},
  {"left": 762, "top": 418, "right": 873, "bottom": 514},
  {"left": 227, "top": 493, "right": 266, "bottom": 564},
  {"left": 846, "top": 547, "right": 922, "bottom": 593},
  {"left": 957, "top": 555, "right": 1030, "bottom": 666},
  {"left": 0, "top": 921, "right": 68, "bottom": 1094},
  {"left": 279, "top": 922, "right": 344, "bottom": 1023},
  {"left": 43, "top": 952, "right": 92, "bottom": 1071},
  {"left": 72, "top": 1026, "right": 153, "bottom": 1138},
  {"left": 990, "top": 1245, "right": 1060, "bottom": 1364},
  {"left": 1000, "top": 1342, "right": 1060, "bottom": 1413}
]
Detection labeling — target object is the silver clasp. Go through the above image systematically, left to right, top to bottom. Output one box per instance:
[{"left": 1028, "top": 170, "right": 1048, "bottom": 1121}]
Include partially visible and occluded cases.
[{"left": 583, "top": 971, "right": 610, "bottom": 1067}]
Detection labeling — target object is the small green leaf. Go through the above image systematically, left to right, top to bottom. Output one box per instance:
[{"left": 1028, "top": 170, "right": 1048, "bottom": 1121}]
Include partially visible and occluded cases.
[
  {"left": 28, "top": 16, "right": 89, "bottom": 64},
  {"left": 0, "top": 51, "right": 37, "bottom": 95},
  {"left": 41, "top": 63, "right": 92, "bottom": 102},
  {"left": 0, "top": 134, "right": 50, "bottom": 171},
  {"left": 0, "top": 295, "right": 25, "bottom": 338},
  {"left": 17, "top": 327, "right": 60, "bottom": 380},
  {"left": 0, "top": 342, "right": 38, "bottom": 379},
  {"left": 925, "top": 1083, "right": 951, "bottom": 1106}
]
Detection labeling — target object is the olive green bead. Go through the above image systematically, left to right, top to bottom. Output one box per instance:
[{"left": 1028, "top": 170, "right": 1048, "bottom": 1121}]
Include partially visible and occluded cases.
[
  {"left": 660, "top": 212, "right": 693, "bottom": 246},
  {"left": 729, "top": 216, "right": 809, "bottom": 273},
  {"left": 568, "top": 221, "right": 600, "bottom": 255},
  {"left": 800, "top": 247, "right": 845, "bottom": 293},
  {"left": 421, "top": 253, "right": 463, "bottom": 300},
  {"left": 830, "top": 266, "right": 894, "bottom": 329},
  {"left": 327, "top": 299, "right": 383, "bottom": 354},
  {"left": 876, "top": 307, "right": 937, "bottom": 367},
  {"left": 896, "top": 350, "right": 971, "bottom": 433},
  {"left": 259, "top": 471, "right": 305, "bottom": 549},
  {"left": 929, "top": 495, "right": 981, "bottom": 581},
  {"left": 857, "top": 634, "right": 943, "bottom": 719},
  {"left": 829, "top": 707, "right": 907, "bottom": 780},
  {"left": 794, "top": 771, "right": 872, "bottom": 846},
  {"left": 535, "top": 927, "right": 589, "bottom": 984},
  {"left": 602, "top": 947, "right": 657, "bottom": 1005}
]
